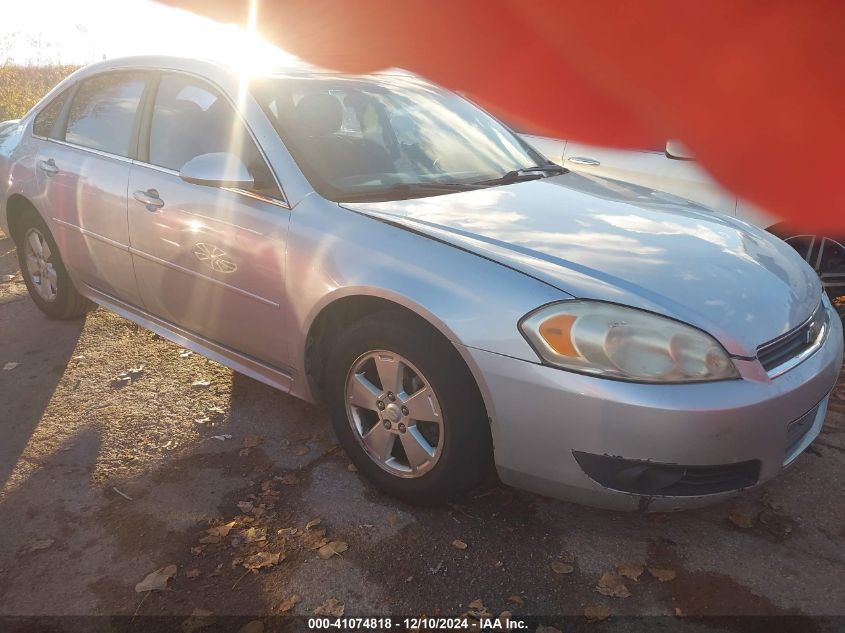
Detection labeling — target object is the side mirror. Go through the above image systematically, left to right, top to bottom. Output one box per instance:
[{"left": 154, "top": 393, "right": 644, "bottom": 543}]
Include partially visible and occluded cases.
[
  {"left": 665, "top": 139, "right": 695, "bottom": 161},
  {"left": 179, "top": 152, "right": 254, "bottom": 189}
]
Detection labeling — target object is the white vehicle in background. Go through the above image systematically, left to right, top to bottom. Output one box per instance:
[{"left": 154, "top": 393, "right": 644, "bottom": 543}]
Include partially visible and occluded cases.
[{"left": 520, "top": 133, "right": 845, "bottom": 300}]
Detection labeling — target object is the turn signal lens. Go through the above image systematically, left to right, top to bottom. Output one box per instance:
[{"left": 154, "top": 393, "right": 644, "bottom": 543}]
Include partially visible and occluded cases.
[{"left": 537, "top": 314, "right": 578, "bottom": 357}]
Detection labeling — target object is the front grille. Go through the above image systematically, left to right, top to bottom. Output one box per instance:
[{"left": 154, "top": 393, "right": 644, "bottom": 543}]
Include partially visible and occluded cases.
[{"left": 757, "top": 301, "right": 828, "bottom": 374}]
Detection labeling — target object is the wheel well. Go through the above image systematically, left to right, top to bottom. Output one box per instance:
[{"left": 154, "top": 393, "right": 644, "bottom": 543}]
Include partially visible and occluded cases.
[
  {"left": 5, "top": 194, "right": 38, "bottom": 243},
  {"left": 305, "top": 295, "right": 454, "bottom": 401}
]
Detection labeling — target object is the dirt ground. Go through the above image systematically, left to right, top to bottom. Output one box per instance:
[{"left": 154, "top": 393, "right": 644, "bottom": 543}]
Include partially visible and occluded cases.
[{"left": 1, "top": 225, "right": 845, "bottom": 632}]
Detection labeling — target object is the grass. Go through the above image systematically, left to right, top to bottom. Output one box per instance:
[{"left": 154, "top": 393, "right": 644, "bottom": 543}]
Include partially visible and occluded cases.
[{"left": 0, "top": 65, "right": 78, "bottom": 121}]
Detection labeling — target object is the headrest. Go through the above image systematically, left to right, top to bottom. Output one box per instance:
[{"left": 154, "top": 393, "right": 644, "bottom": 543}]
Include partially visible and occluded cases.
[{"left": 296, "top": 93, "right": 343, "bottom": 136}]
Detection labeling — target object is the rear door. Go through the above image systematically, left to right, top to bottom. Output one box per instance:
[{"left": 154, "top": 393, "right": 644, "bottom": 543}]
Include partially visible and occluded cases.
[
  {"left": 33, "top": 72, "right": 149, "bottom": 304},
  {"left": 127, "top": 72, "right": 290, "bottom": 367}
]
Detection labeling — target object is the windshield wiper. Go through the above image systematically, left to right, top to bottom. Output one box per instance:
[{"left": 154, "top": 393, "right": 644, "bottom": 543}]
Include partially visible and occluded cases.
[
  {"left": 473, "top": 163, "right": 567, "bottom": 186},
  {"left": 337, "top": 181, "right": 482, "bottom": 202}
]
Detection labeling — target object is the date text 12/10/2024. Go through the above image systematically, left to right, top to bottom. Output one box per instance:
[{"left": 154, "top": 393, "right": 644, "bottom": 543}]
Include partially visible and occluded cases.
[{"left": 307, "top": 617, "right": 529, "bottom": 630}]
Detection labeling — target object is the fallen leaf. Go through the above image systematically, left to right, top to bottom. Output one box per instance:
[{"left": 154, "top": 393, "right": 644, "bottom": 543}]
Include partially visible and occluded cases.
[
  {"left": 3, "top": 362, "right": 19, "bottom": 371},
  {"left": 191, "top": 379, "right": 211, "bottom": 388},
  {"left": 195, "top": 417, "right": 211, "bottom": 425},
  {"left": 242, "top": 434, "right": 262, "bottom": 448},
  {"left": 294, "top": 445, "right": 309, "bottom": 456},
  {"left": 347, "top": 463, "right": 358, "bottom": 472},
  {"left": 276, "top": 473, "right": 300, "bottom": 485},
  {"left": 762, "top": 495, "right": 785, "bottom": 512},
  {"left": 238, "top": 501, "right": 255, "bottom": 514},
  {"left": 728, "top": 511, "right": 755, "bottom": 529},
  {"left": 759, "top": 511, "right": 794, "bottom": 538},
  {"left": 306, "top": 518, "right": 322, "bottom": 530},
  {"left": 207, "top": 521, "right": 236, "bottom": 538},
  {"left": 300, "top": 526, "right": 327, "bottom": 547},
  {"left": 245, "top": 527, "right": 267, "bottom": 543},
  {"left": 277, "top": 527, "right": 301, "bottom": 538},
  {"left": 21, "top": 537, "right": 54, "bottom": 553},
  {"left": 452, "top": 539, "right": 468, "bottom": 550},
  {"left": 318, "top": 541, "right": 349, "bottom": 559},
  {"left": 190, "top": 546, "right": 204, "bottom": 556},
  {"left": 243, "top": 551, "right": 282, "bottom": 572},
  {"left": 551, "top": 561, "right": 574, "bottom": 575},
  {"left": 617, "top": 562, "right": 644, "bottom": 581},
  {"left": 135, "top": 564, "right": 177, "bottom": 592},
  {"left": 648, "top": 567, "right": 677, "bottom": 582},
  {"left": 185, "top": 569, "right": 201, "bottom": 579},
  {"left": 596, "top": 572, "right": 631, "bottom": 598},
  {"left": 279, "top": 594, "right": 301, "bottom": 613},
  {"left": 508, "top": 594, "right": 524, "bottom": 608},
  {"left": 465, "top": 597, "right": 491, "bottom": 619},
  {"left": 314, "top": 598, "right": 345, "bottom": 617},
  {"left": 584, "top": 605, "right": 611, "bottom": 622},
  {"left": 675, "top": 607, "right": 684, "bottom": 617},
  {"left": 181, "top": 608, "right": 215, "bottom": 633},
  {"left": 499, "top": 610, "right": 512, "bottom": 622},
  {"left": 237, "top": 621, "right": 264, "bottom": 633}
]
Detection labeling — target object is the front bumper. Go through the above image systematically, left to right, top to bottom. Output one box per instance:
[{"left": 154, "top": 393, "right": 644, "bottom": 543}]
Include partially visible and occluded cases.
[{"left": 466, "top": 305, "right": 843, "bottom": 511}]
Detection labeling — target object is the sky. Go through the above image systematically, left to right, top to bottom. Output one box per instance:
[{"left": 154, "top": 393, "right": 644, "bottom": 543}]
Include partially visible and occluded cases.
[{"left": 0, "top": 0, "right": 295, "bottom": 67}]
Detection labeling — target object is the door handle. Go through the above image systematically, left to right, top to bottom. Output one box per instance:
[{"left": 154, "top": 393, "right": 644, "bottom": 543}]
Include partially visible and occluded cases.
[
  {"left": 567, "top": 156, "right": 601, "bottom": 166},
  {"left": 38, "top": 158, "right": 59, "bottom": 176},
  {"left": 133, "top": 189, "right": 165, "bottom": 212}
]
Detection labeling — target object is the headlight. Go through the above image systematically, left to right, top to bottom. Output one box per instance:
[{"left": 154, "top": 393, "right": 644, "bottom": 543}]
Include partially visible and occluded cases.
[{"left": 520, "top": 301, "right": 738, "bottom": 383}]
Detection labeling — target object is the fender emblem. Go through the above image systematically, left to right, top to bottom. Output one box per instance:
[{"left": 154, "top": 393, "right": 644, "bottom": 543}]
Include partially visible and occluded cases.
[{"left": 193, "top": 242, "right": 237, "bottom": 274}]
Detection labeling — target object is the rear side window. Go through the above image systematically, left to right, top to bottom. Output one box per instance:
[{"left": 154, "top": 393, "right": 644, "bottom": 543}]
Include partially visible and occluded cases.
[
  {"left": 65, "top": 73, "right": 146, "bottom": 157},
  {"left": 148, "top": 74, "right": 280, "bottom": 197},
  {"left": 33, "top": 90, "right": 69, "bottom": 139}
]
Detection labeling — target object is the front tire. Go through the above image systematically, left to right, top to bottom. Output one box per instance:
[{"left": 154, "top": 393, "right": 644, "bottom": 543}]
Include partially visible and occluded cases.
[
  {"left": 14, "top": 209, "right": 92, "bottom": 320},
  {"left": 324, "top": 311, "right": 493, "bottom": 504}
]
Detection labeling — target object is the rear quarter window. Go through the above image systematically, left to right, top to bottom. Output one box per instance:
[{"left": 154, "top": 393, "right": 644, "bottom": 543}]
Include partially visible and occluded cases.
[
  {"left": 64, "top": 72, "right": 147, "bottom": 157},
  {"left": 33, "top": 90, "right": 69, "bottom": 139}
]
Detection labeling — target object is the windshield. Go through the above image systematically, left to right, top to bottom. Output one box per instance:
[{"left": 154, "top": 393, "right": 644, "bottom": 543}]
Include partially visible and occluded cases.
[{"left": 251, "top": 74, "right": 551, "bottom": 202}]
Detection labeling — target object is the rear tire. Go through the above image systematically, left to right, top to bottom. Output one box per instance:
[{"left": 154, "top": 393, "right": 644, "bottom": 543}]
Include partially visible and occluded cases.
[
  {"left": 14, "top": 209, "right": 92, "bottom": 320},
  {"left": 324, "top": 311, "right": 493, "bottom": 504}
]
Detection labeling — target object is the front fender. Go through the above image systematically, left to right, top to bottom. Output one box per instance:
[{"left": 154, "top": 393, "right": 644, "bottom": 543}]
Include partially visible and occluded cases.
[{"left": 283, "top": 196, "right": 568, "bottom": 404}]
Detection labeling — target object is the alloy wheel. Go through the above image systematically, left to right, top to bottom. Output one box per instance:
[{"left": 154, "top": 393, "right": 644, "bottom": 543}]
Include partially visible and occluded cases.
[
  {"left": 23, "top": 228, "right": 58, "bottom": 302},
  {"left": 345, "top": 350, "right": 443, "bottom": 478}
]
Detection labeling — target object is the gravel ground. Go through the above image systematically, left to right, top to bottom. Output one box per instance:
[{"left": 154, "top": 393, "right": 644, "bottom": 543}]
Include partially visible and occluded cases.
[{"left": 1, "top": 226, "right": 845, "bottom": 632}]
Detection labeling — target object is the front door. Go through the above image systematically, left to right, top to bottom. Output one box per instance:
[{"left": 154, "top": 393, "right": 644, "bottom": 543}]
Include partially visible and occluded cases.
[{"left": 127, "top": 73, "right": 290, "bottom": 367}]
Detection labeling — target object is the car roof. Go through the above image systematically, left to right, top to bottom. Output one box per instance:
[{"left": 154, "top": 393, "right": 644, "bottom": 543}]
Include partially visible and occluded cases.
[{"left": 72, "top": 54, "right": 415, "bottom": 83}]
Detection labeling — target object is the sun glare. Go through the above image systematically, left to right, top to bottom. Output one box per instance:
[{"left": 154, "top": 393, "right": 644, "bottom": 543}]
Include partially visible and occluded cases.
[{"left": 0, "top": 0, "right": 296, "bottom": 71}]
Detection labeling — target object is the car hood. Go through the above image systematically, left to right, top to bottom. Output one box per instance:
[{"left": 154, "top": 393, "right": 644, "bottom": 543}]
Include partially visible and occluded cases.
[{"left": 341, "top": 173, "right": 822, "bottom": 357}]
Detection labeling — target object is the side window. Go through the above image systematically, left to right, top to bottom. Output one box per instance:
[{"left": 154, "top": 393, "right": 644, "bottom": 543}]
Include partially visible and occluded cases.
[
  {"left": 65, "top": 73, "right": 146, "bottom": 157},
  {"left": 149, "top": 75, "right": 280, "bottom": 198},
  {"left": 33, "top": 90, "right": 69, "bottom": 139}
]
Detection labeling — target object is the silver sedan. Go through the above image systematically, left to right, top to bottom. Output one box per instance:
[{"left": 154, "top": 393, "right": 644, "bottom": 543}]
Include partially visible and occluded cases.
[{"left": 0, "top": 56, "right": 841, "bottom": 510}]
